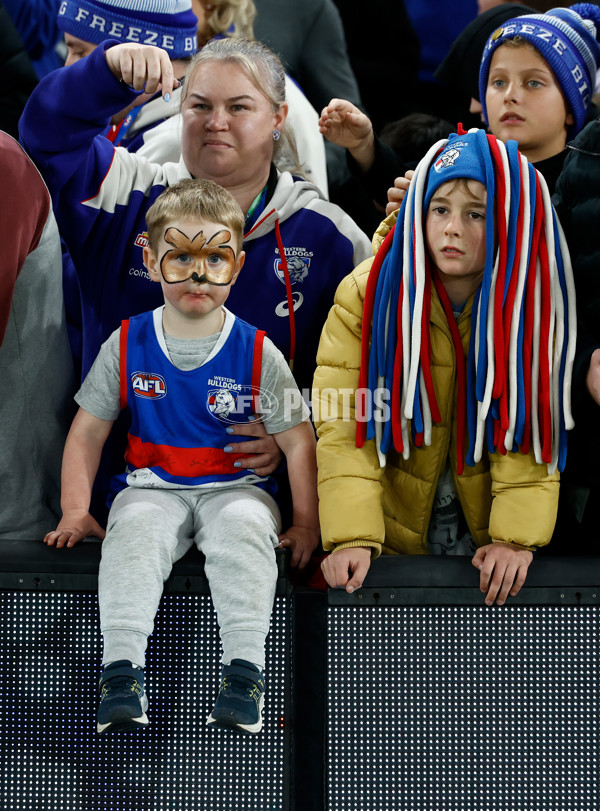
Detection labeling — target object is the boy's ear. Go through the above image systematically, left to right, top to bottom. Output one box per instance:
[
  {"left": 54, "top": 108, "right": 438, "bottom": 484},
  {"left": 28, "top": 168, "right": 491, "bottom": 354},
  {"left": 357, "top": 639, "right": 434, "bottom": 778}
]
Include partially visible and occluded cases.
[
  {"left": 566, "top": 110, "right": 575, "bottom": 128},
  {"left": 143, "top": 246, "right": 161, "bottom": 282},
  {"left": 230, "top": 250, "right": 246, "bottom": 286}
]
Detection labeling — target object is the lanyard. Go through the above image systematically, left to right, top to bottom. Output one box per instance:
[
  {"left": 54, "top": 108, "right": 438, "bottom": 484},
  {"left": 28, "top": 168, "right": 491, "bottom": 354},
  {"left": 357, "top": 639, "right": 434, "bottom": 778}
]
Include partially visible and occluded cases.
[{"left": 106, "top": 104, "right": 143, "bottom": 146}]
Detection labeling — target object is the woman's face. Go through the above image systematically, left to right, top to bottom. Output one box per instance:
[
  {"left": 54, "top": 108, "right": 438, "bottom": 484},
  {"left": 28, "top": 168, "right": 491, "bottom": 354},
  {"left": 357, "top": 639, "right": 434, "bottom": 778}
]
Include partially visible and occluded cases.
[{"left": 181, "top": 60, "right": 287, "bottom": 190}]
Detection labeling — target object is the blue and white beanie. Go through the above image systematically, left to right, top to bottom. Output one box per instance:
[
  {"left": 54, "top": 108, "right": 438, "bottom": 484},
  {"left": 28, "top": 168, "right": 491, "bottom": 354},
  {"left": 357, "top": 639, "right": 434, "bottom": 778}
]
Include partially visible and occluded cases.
[
  {"left": 57, "top": 0, "right": 198, "bottom": 59},
  {"left": 479, "top": 3, "right": 600, "bottom": 137}
]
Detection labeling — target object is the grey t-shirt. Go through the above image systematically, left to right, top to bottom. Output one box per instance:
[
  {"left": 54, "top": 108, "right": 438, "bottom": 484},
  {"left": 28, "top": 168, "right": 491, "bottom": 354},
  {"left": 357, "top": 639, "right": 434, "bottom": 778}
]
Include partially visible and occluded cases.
[{"left": 76, "top": 307, "right": 310, "bottom": 489}]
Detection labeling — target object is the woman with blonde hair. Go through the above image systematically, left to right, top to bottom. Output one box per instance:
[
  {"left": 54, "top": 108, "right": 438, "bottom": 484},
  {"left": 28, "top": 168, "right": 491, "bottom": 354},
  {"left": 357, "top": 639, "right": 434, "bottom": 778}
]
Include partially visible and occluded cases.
[
  {"left": 136, "top": 0, "right": 329, "bottom": 194},
  {"left": 20, "top": 36, "right": 369, "bottom": 398}
]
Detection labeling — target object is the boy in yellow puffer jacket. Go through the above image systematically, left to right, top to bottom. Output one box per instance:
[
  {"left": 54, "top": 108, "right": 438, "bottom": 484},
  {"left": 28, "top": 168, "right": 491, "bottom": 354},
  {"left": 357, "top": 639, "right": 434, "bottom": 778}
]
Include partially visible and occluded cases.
[{"left": 313, "top": 129, "right": 575, "bottom": 606}]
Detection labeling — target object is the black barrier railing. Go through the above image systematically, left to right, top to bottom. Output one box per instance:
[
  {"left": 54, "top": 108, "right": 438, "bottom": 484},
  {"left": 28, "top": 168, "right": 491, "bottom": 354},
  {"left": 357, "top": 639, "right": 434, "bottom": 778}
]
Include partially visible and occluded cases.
[{"left": 1, "top": 541, "right": 600, "bottom": 811}]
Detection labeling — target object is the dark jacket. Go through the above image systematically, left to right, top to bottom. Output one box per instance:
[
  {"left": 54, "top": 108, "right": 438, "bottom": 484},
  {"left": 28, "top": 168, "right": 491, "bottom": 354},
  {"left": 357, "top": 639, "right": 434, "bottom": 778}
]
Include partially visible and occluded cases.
[
  {"left": 0, "top": 1, "right": 38, "bottom": 138},
  {"left": 553, "top": 118, "right": 600, "bottom": 486}
]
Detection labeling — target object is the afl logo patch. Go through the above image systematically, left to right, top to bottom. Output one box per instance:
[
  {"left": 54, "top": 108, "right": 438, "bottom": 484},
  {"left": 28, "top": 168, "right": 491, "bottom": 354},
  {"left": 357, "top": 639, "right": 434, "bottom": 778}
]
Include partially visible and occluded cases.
[{"left": 131, "top": 371, "right": 167, "bottom": 399}]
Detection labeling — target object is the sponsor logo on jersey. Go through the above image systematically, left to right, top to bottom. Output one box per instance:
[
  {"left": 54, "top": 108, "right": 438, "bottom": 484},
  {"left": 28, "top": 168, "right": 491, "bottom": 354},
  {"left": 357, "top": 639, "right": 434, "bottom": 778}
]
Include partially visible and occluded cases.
[
  {"left": 135, "top": 232, "right": 149, "bottom": 249},
  {"left": 275, "top": 291, "right": 304, "bottom": 317},
  {"left": 131, "top": 371, "right": 167, "bottom": 399}
]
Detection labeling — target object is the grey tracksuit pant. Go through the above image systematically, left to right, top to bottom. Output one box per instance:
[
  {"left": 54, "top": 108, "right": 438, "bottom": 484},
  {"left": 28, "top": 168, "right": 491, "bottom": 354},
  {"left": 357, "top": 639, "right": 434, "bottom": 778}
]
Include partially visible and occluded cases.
[{"left": 98, "top": 484, "right": 281, "bottom": 670}]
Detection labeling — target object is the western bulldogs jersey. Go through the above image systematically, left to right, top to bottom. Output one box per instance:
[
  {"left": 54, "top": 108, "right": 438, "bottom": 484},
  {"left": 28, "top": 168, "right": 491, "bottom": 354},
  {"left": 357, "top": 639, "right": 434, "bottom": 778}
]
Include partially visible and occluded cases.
[{"left": 115, "top": 309, "right": 266, "bottom": 492}]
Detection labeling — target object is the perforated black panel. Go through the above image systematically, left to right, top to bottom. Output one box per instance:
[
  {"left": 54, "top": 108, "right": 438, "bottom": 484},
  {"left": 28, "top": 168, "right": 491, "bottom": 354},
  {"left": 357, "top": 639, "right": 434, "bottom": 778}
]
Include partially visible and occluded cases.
[
  {"left": 0, "top": 591, "right": 290, "bottom": 811},
  {"left": 328, "top": 606, "right": 600, "bottom": 811}
]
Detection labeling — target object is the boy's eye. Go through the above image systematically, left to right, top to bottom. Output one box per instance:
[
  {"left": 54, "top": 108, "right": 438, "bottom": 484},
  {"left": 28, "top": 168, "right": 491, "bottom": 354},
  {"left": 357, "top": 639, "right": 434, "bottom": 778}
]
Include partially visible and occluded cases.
[
  {"left": 491, "top": 78, "right": 505, "bottom": 87},
  {"left": 528, "top": 80, "right": 541, "bottom": 88},
  {"left": 433, "top": 206, "right": 447, "bottom": 215},
  {"left": 469, "top": 211, "right": 484, "bottom": 221},
  {"left": 177, "top": 253, "right": 192, "bottom": 263},
  {"left": 207, "top": 253, "right": 224, "bottom": 265}
]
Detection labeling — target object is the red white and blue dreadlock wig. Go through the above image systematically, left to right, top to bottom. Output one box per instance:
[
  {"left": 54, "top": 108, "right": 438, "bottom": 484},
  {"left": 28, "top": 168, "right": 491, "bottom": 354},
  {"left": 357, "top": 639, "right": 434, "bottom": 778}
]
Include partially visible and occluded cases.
[{"left": 357, "top": 128, "right": 575, "bottom": 475}]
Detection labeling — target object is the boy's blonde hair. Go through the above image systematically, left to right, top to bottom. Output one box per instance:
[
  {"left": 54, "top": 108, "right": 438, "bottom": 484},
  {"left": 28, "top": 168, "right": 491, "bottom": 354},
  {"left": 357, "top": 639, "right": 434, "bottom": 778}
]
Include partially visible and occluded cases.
[{"left": 145, "top": 179, "right": 245, "bottom": 253}]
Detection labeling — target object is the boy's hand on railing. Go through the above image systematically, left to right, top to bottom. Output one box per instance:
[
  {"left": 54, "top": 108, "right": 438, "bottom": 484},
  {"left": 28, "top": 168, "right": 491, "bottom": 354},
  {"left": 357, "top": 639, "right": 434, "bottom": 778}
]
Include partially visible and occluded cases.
[
  {"left": 43, "top": 511, "right": 106, "bottom": 549},
  {"left": 278, "top": 526, "right": 320, "bottom": 570},
  {"left": 472, "top": 542, "right": 533, "bottom": 606},
  {"left": 321, "top": 546, "right": 372, "bottom": 593}
]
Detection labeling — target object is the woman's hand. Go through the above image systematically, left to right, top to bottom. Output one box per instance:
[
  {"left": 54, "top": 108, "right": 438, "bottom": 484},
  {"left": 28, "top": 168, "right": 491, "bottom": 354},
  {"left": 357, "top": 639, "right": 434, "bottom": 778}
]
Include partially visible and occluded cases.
[
  {"left": 105, "top": 42, "right": 178, "bottom": 99},
  {"left": 224, "top": 417, "right": 283, "bottom": 476}
]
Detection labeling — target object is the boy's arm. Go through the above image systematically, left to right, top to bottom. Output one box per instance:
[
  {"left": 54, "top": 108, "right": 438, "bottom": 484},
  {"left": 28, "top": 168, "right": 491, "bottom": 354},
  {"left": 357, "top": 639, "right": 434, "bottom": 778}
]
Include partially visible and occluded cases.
[
  {"left": 43, "top": 407, "right": 114, "bottom": 549},
  {"left": 273, "top": 419, "right": 320, "bottom": 570},
  {"left": 470, "top": 448, "right": 560, "bottom": 605}
]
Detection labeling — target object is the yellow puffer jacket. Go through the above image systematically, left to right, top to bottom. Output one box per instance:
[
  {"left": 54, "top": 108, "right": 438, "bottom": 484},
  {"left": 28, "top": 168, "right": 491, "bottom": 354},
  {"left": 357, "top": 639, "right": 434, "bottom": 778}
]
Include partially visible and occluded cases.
[{"left": 313, "top": 215, "right": 559, "bottom": 557}]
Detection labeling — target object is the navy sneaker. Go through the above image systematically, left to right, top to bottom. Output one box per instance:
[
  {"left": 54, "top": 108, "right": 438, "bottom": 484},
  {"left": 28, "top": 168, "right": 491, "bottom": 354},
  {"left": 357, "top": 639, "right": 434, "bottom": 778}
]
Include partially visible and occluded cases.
[
  {"left": 207, "top": 659, "right": 265, "bottom": 735},
  {"left": 96, "top": 660, "right": 149, "bottom": 734}
]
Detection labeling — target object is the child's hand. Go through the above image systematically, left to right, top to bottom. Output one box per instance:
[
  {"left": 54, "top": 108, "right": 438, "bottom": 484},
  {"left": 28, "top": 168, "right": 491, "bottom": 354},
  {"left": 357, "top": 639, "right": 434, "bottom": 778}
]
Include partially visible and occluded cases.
[
  {"left": 105, "top": 42, "right": 178, "bottom": 100},
  {"left": 318, "top": 98, "right": 373, "bottom": 151},
  {"left": 386, "top": 170, "right": 415, "bottom": 216},
  {"left": 586, "top": 348, "right": 600, "bottom": 405},
  {"left": 224, "top": 417, "right": 283, "bottom": 476},
  {"left": 43, "top": 511, "right": 106, "bottom": 549},
  {"left": 278, "top": 526, "right": 320, "bottom": 570},
  {"left": 472, "top": 542, "right": 533, "bottom": 606},
  {"left": 321, "top": 546, "right": 372, "bottom": 593}
]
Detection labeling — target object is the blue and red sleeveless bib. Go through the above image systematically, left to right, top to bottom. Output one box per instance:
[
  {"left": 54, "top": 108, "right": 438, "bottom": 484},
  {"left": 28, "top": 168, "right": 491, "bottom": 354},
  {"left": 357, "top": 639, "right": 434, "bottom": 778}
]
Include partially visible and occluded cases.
[{"left": 114, "top": 308, "right": 267, "bottom": 492}]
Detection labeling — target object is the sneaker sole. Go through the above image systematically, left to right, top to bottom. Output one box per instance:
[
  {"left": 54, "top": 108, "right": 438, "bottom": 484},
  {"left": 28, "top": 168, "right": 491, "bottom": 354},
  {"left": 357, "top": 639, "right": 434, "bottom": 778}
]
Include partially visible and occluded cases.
[
  {"left": 97, "top": 695, "right": 149, "bottom": 734},
  {"left": 206, "top": 695, "right": 264, "bottom": 736},
  {"left": 97, "top": 709, "right": 149, "bottom": 734}
]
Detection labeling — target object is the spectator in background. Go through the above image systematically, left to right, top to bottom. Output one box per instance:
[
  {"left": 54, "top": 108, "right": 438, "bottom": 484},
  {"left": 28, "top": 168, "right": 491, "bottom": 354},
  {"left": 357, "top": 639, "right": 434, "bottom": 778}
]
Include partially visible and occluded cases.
[
  {"left": 4, "top": 0, "right": 64, "bottom": 77},
  {"left": 253, "top": 0, "right": 364, "bottom": 193},
  {"left": 331, "top": 0, "right": 478, "bottom": 130},
  {"left": 0, "top": 1, "right": 39, "bottom": 138},
  {"left": 386, "top": 3, "right": 600, "bottom": 212},
  {"left": 434, "top": 3, "right": 536, "bottom": 125},
  {"left": 477, "top": 3, "right": 600, "bottom": 192},
  {"left": 320, "top": 5, "right": 535, "bottom": 232},
  {"left": 319, "top": 101, "right": 453, "bottom": 233},
  {"left": 0, "top": 132, "right": 75, "bottom": 540}
]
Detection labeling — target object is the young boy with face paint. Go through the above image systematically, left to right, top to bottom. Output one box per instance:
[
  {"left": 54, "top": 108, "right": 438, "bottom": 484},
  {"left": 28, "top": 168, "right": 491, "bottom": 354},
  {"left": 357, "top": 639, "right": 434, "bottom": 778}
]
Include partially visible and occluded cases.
[
  {"left": 314, "top": 129, "right": 575, "bottom": 605},
  {"left": 43, "top": 178, "right": 319, "bottom": 737}
]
